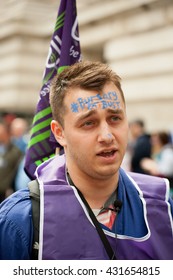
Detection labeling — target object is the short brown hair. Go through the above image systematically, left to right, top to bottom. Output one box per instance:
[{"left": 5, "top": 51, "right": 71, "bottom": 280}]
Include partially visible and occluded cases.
[{"left": 50, "top": 60, "right": 125, "bottom": 126}]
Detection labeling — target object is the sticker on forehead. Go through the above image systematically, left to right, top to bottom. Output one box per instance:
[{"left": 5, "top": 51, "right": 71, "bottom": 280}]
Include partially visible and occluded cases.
[{"left": 70, "top": 91, "right": 121, "bottom": 113}]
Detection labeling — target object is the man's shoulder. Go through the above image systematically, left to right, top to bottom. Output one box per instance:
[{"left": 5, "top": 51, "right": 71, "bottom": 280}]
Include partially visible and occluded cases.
[
  {"left": 127, "top": 170, "right": 164, "bottom": 182},
  {"left": 126, "top": 171, "right": 170, "bottom": 198},
  {"left": 127, "top": 171, "right": 169, "bottom": 191},
  {"left": 0, "top": 188, "right": 31, "bottom": 222},
  {"left": 0, "top": 188, "right": 33, "bottom": 260}
]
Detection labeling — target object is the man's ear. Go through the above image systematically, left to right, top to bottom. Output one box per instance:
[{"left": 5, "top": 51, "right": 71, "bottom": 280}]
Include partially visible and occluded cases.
[{"left": 51, "top": 120, "right": 66, "bottom": 147}]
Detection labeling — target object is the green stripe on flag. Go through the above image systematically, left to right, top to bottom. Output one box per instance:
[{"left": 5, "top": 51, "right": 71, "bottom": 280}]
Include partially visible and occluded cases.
[
  {"left": 54, "top": 12, "right": 65, "bottom": 31},
  {"left": 55, "top": 12, "right": 65, "bottom": 27},
  {"left": 55, "top": 22, "right": 64, "bottom": 32},
  {"left": 58, "top": 65, "right": 68, "bottom": 73},
  {"left": 43, "top": 69, "right": 55, "bottom": 85},
  {"left": 33, "top": 107, "right": 52, "bottom": 124},
  {"left": 31, "top": 117, "right": 52, "bottom": 135},
  {"left": 28, "top": 130, "right": 50, "bottom": 148},
  {"left": 35, "top": 153, "right": 55, "bottom": 166},
  {"left": 35, "top": 160, "right": 42, "bottom": 166}
]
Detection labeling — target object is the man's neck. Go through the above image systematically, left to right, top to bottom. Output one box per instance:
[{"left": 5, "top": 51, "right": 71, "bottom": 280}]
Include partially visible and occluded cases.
[{"left": 67, "top": 168, "right": 119, "bottom": 209}]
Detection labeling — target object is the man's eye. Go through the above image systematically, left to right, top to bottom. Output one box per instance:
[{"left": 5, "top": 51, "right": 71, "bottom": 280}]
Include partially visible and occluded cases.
[
  {"left": 111, "top": 116, "right": 120, "bottom": 121},
  {"left": 83, "top": 121, "right": 94, "bottom": 127}
]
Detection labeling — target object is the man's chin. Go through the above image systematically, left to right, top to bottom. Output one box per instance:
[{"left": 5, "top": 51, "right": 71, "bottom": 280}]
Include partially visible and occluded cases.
[{"left": 94, "top": 166, "right": 119, "bottom": 179}]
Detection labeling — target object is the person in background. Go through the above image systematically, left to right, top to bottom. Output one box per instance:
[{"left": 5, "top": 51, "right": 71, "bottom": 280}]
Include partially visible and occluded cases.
[
  {"left": 0, "top": 61, "right": 173, "bottom": 260},
  {"left": 10, "top": 117, "right": 30, "bottom": 191},
  {"left": 10, "top": 117, "right": 29, "bottom": 153},
  {"left": 129, "top": 119, "right": 151, "bottom": 174},
  {"left": 0, "top": 120, "right": 22, "bottom": 202},
  {"left": 141, "top": 131, "right": 173, "bottom": 197}
]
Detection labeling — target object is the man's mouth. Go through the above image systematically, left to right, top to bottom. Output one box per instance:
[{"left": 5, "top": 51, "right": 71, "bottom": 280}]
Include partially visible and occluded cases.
[{"left": 97, "top": 150, "right": 116, "bottom": 157}]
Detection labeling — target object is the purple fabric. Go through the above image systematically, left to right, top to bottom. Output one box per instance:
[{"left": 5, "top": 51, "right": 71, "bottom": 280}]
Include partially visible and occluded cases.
[
  {"left": 24, "top": 0, "right": 81, "bottom": 179},
  {"left": 36, "top": 155, "right": 173, "bottom": 260}
]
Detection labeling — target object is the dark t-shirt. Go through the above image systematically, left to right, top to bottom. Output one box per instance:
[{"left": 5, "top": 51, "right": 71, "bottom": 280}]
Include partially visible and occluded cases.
[{"left": 131, "top": 134, "right": 151, "bottom": 174}]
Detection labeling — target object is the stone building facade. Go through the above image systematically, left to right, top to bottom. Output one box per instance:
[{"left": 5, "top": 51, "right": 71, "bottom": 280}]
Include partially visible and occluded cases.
[{"left": 0, "top": 0, "right": 173, "bottom": 132}]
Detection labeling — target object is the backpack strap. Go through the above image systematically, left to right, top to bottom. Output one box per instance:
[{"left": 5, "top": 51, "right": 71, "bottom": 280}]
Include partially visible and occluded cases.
[{"left": 28, "top": 179, "right": 40, "bottom": 260}]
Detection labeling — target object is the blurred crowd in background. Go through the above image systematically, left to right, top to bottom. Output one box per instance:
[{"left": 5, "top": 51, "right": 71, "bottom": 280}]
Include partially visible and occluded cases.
[
  {"left": 0, "top": 113, "right": 31, "bottom": 202},
  {"left": 1, "top": 113, "right": 173, "bottom": 203},
  {"left": 122, "top": 119, "right": 173, "bottom": 198}
]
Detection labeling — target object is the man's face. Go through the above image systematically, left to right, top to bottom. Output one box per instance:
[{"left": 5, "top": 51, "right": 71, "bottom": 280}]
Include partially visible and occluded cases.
[{"left": 52, "top": 82, "right": 129, "bottom": 181}]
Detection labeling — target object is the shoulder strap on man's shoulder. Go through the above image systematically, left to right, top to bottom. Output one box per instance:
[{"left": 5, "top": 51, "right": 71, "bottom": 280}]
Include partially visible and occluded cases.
[{"left": 28, "top": 179, "right": 40, "bottom": 260}]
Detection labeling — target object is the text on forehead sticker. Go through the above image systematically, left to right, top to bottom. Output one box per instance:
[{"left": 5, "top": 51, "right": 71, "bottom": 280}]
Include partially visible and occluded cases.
[{"left": 70, "top": 92, "right": 121, "bottom": 113}]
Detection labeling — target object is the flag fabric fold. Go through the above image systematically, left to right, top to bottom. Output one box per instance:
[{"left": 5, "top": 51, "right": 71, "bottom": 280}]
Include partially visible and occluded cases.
[{"left": 24, "top": 0, "right": 81, "bottom": 179}]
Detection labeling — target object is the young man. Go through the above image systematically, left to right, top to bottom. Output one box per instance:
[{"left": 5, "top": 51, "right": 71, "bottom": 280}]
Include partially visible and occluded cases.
[{"left": 0, "top": 61, "right": 173, "bottom": 260}]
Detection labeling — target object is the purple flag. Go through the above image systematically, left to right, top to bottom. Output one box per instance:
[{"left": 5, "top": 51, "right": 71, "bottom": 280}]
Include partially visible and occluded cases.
[{"left": 24, "top": 0, "right": 81, "bottom": 179}]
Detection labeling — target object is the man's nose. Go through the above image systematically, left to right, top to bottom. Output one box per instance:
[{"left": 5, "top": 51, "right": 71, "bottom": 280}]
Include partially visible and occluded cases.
[{"left": 98, "top": 125, "right": 114, "bottom": 143}]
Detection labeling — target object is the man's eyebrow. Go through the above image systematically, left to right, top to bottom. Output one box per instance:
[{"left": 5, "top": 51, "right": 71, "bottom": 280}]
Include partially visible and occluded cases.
[
  {"left": 75, "top": 108, "right": 124, "bottom": 124},
  {"left": 106, "top": 108, "right": 124, "bottom": 115},
  {"left": 75, "top": 110, "right": 97, "bottom": 123}
]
